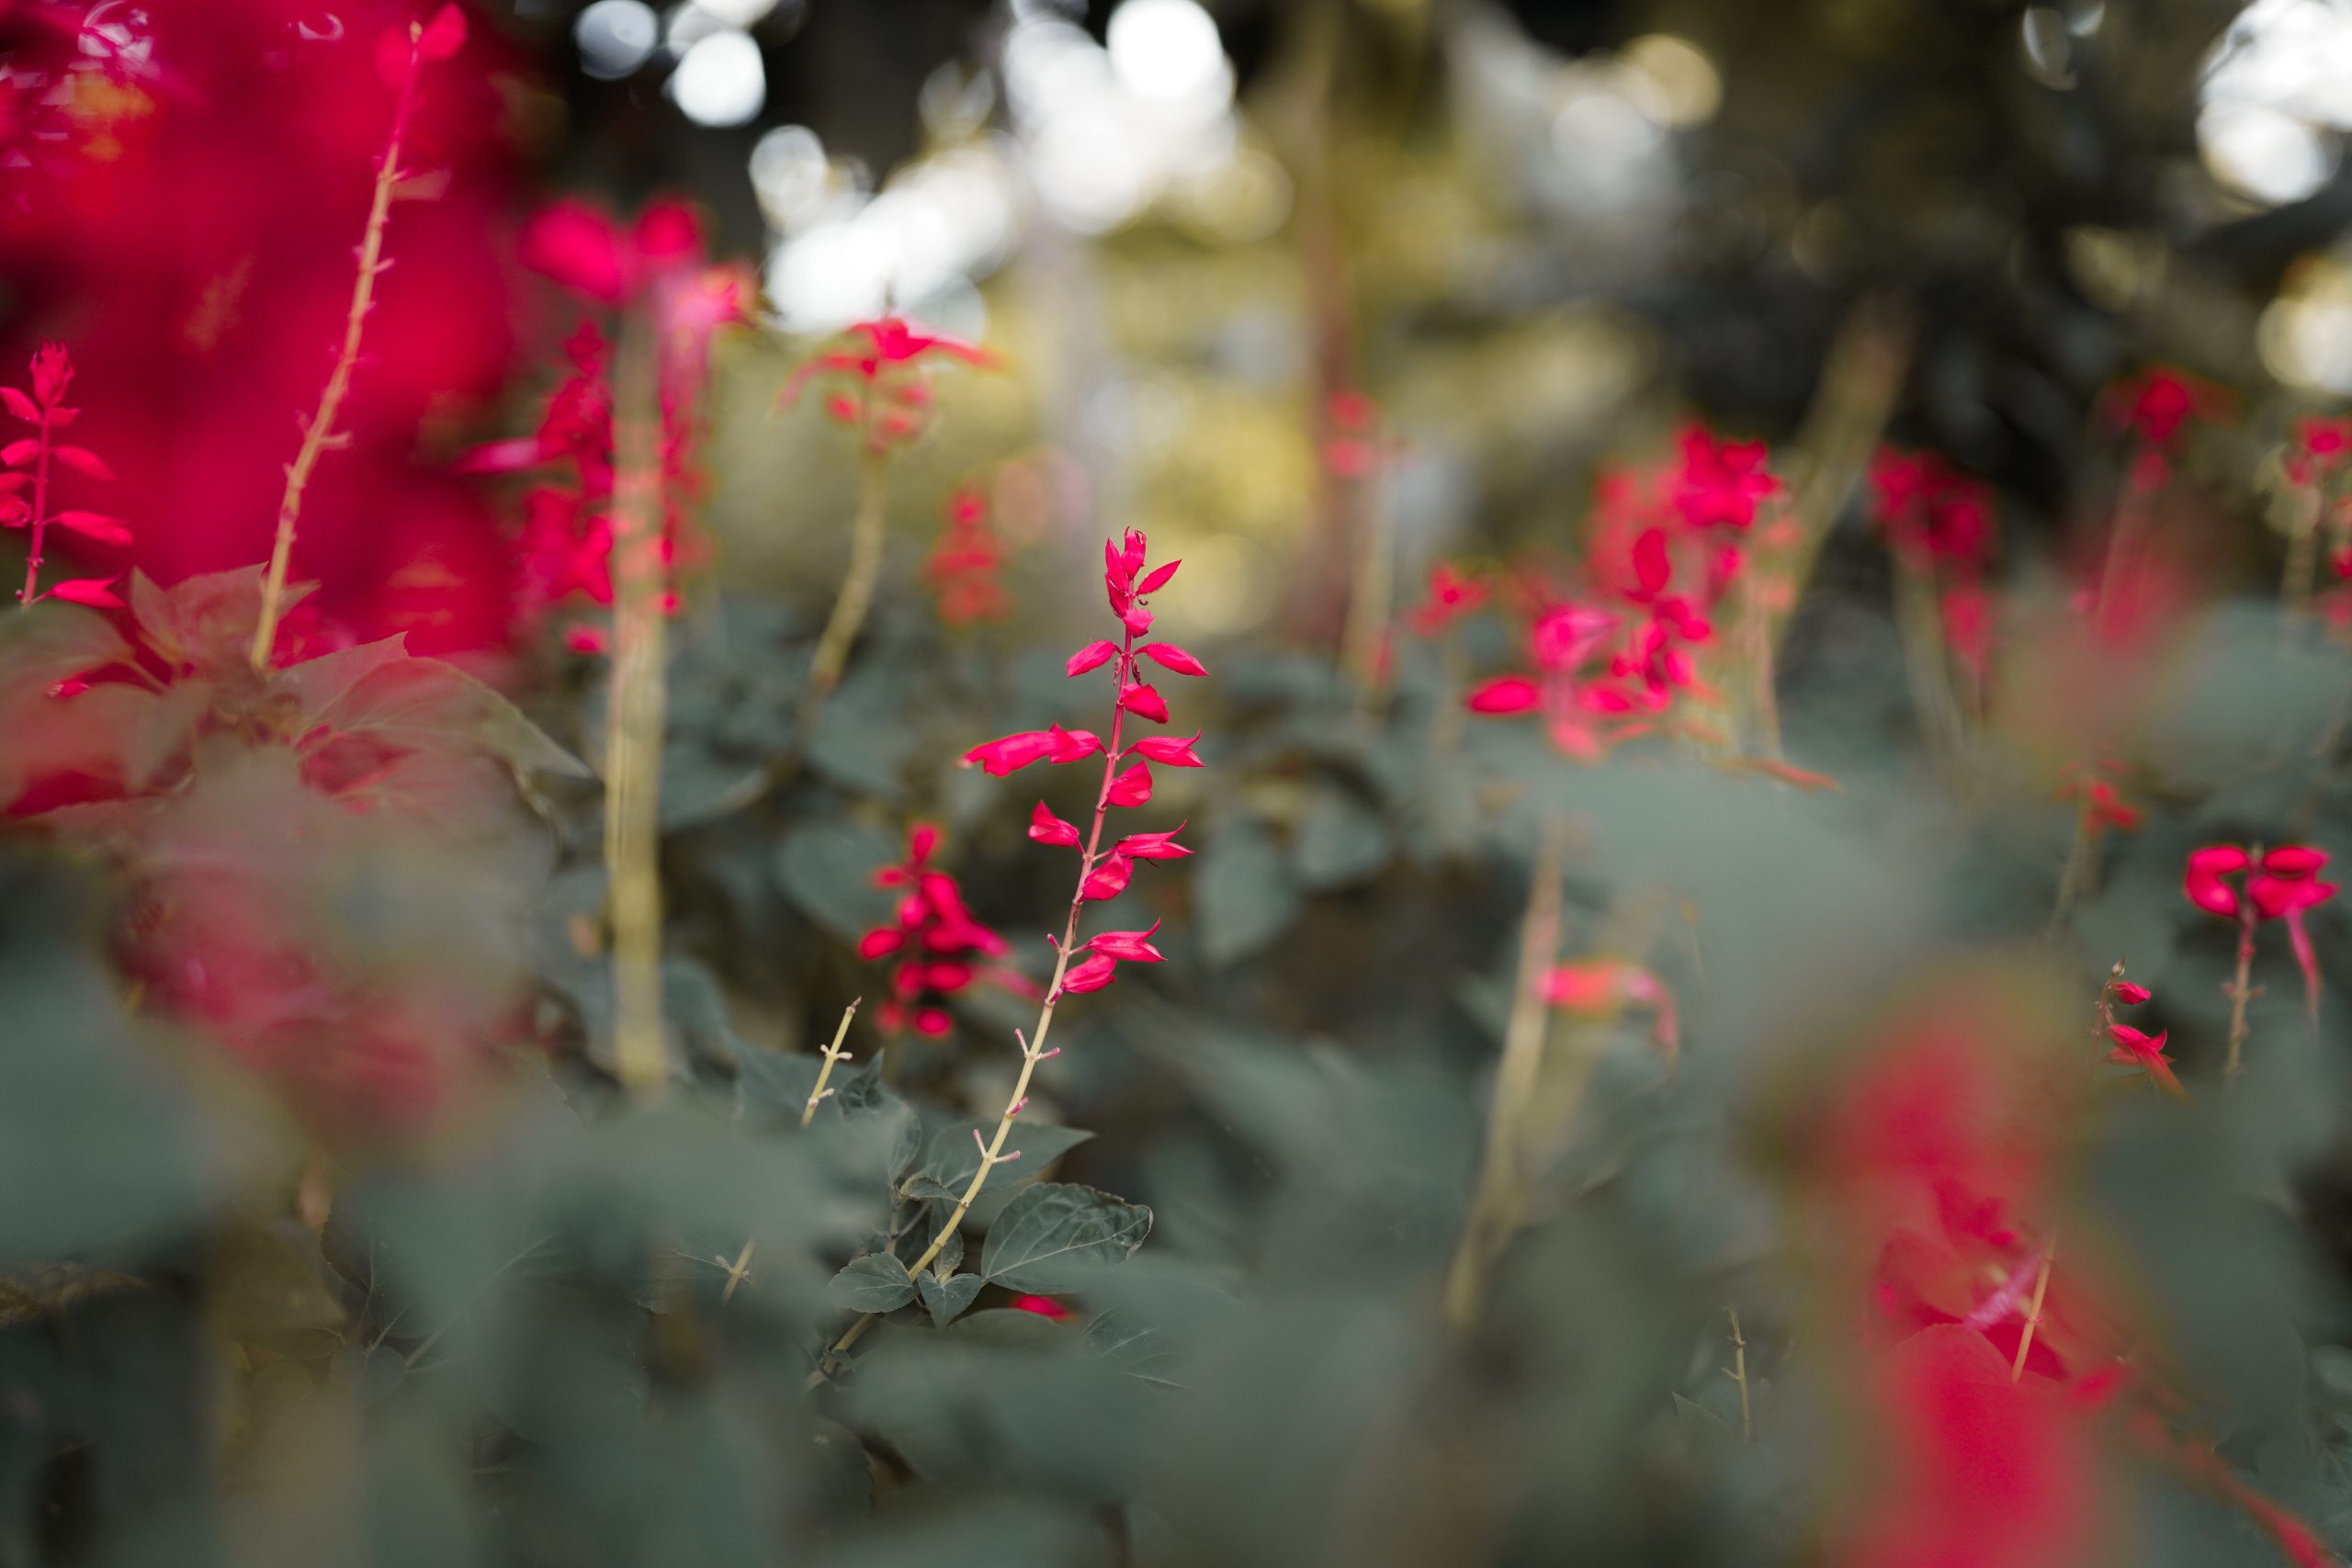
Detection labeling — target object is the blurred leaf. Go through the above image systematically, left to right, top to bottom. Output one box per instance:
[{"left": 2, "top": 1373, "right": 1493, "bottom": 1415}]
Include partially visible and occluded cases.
[
  {"left": 275, "top": 635, "right": 412, "bottom": 726},
  {"left": 312, "top": 657, "right": 589, "bottom": 778},
  {"left": 1294, "top": 784, "right": 1392, "bottom": 890},
  {"left": 1194, "top": 817, "right": 1301, "bottom": 968},
  {"left": 775, "top": 818, "right": 901, "bottom": 943},
  {"left": 903, "top": 1119, "right": 1094, "bottom": 1202},
  {"left": 980, "top": 1183, "right": 1151, "bottom": 1292},
  {"left": 830, "top": 1253, "right": 917, "bottom": 1313},
  {"left": 916, "top": 1269, "right": 983, "bottom": 1327},
  {"left": 1083, "top": 1307, "right": 1183, "bottom": 1387}
]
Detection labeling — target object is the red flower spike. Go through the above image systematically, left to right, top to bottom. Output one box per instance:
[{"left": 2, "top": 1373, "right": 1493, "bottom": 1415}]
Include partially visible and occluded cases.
[
  {"left": 1068, "top": 640, "right": 1118, "bottom": 677},
  {"left": 1139, "top": 642, "right": 1207, "bottom": 677},
  {"left": 1121, "top": 682, "right": 1170, "bottom": 723},
  {"left": 1130, "top": 733, "right": 1204, "bottom": 768},
  {"left": 1107, "top": 761, "right": 1154, "bottom": 807},
  {"left": 1028, "top": 801, "right": 1081, "bottom": 848},
  {"left": 854, "top": 826, "right": 1013, "bottom": 1037}
]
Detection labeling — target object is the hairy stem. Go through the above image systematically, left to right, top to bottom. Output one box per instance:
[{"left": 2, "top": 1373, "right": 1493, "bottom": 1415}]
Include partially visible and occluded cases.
[
  {"left": 251, "top": 29, "right": 425, "bottom": 670},
  {"left": 605, "top": 321, "right": 669, "bottom": 1099},
  {"left": 15, "top": 421, "right": 51, "bottom": 607},
  {"left": 807, "top": 431, "right": 890, "bottom": 706},
  {"left": 1339, "top": 467, "right": 1393, "bottom": 703},
  {"left": 817, "top": 629, "right": 1140, "bottom": 1373},
  {"left": 1443, "top": 810, "right": 1567, "bottom": 1329},
  {"left": 2224, "top": 906, "right": 2258, "bottom": 1087},
  {"left": 801, "top": 998, "right": 862, "bottom": 1128},
  {"left": 2010, "top": 1237, "right": 2056, "bottom": 1382},
  {"left": 1724, "top": 1304, "right": 1752, "bottom": 1442}
]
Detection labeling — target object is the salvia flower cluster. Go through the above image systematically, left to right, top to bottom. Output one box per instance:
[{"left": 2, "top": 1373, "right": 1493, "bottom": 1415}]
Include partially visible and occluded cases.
[
  {"left": 783, "top": 315, "right": 996, "bottom": 456},
  {"left": 4, "top": 344, "right": 122, "bottom": 608},
  {"left": 1464, "top": 425, "right": 1780, "bottom": 759},
  {"left": 963, "top": 528, "right": 1204, "bottom": 998},
  {"left": 855, "top": 825, "right": 1017, "bottom": 1037}
]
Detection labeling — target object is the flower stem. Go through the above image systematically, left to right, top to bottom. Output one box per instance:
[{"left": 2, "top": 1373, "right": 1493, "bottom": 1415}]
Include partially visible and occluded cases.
[
  {"left": 250, "top": 28, "right": 425, "bottom": 670},
  {"left": 605, "top": 319, "right": 669, "bottom": 1100},
  {"left": 15, "top": 420, "right": 51, "bottom": 607},
  {"left": 806, "top": 427, "right": 890, "bottom": 707},
  {"left": 1339, "top": 468, "right": 1392, "bottom": 704},
  {"left": 815, "top": 627, "right": 1140, "bottom": 1375},
  {"left": 1443, "top": 809, "right": 1567, "bottom": 1329},
  {"left": 2224, "top": 906, "right": 2258, "bottom": 1087},
  {"left": 801, "top": 998, "right": 861, "bottom": 1128},
  {"left": 2010, "top": 1235, "right": 2056, "bottom": 1382},
  {"left": 1724, "top": 1304, "right": 1752, "bottom": 1441}
]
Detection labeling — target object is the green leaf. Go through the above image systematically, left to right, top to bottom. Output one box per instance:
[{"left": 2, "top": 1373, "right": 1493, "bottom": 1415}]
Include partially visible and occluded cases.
[
  {"left": 134, "top": 564, "right": 313, "bottom": 671},
  {"left": 0, "top": 600, "right": 132, "bottom": 688},
  {"left": 275, "top": 635, "right": 412, "bottom": 727},
  {"left": 311, "top": 657, "right": 589, "bottom": 778},
  {"left": 1293, "top": 784, "right": 1392, "bottom": 890},
  {"left": 1193, "top": 817, "right": 1302, "bottom": 968},
  {"left": 774, "top": 820, "right": 902, "bottom": 943},
  {"left": 902, "top": 1120, "right": 1094, "bottom": 1203},
  {"left": 979, "top": 1183, "right": 1151, "bottom": 1292},
  {"left": 828, "top": 1252, "right": 917, "bottom": 1313},
  {"left": 914, "top": 1269, "right": 983, "bottom": 1327},
  {"left": 1083, "top": 1308, "right": 1183, "bottom": 1387}
]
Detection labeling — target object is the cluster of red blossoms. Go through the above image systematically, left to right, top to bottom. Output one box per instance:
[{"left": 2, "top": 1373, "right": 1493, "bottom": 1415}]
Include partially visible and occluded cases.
[
  {"left": 466, "top": 200, "right": 746, "bottom": 654},
  {"left": 784, "top": 316, "right": 996, "bottom": 456},
  {"left": 4, "top": 344, "right": 123, "bottom": 609},
  {"left": 1465, "top": 426, "right": 1777, "bottom": 759},
  {"left": 1869, "top": 447, "right": 1999, "bottom": 682},
  {"left": 923, "top": 482, "right": 1013, "bottom": 627},
  {"left": 963, "top": 528, "right": 1204, "bottom": 997},
  {"left": 1405, "top": 560, "right": 1487, "bottom": 638},
  {"left": 855, "top": 825, "right": 1019, "bottom": 1037},
  {"left": 2186, "top": 843, "right": 2337, "bottom": 1011},
  {"left": 2097, "top": 964, "right": 2178, "bottom": 1096}
]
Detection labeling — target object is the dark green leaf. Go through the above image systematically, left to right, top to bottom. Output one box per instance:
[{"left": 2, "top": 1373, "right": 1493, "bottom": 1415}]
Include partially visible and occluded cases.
[
  {"left": 313, "top": 657, "right": 590, "bottom": 778},
  {"left": 1293, "top": 784, "right": 1392, "bottom": 890},
  {"left": 1193, "top": 817, "right": 1301, "bottom": 967},
  {"left": 775, "top": 820, "right": 902, "bottom": 943},
  {"left": 902, "top": 1119, "right": 1094, "bottom": 1202},
  {"left": 979, "top": 1183, "right": 1151, "bottom": 1292},
  {"left": 829, "top": 1253, "right": 917, "bottom": 1313},
  {"left": 915, "top": 1269, "right": 983, "bottom": 1327}
]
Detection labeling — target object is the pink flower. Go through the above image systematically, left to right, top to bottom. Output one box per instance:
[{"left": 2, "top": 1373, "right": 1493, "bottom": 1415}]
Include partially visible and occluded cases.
[
  {"left": 783, "top": 315, "right": 997, "bottom": 454},
  {"left": 1672, "top": 425, "right": 1780, "bottom": 532},
  {"left": 1406, "top": 561, "right": 1487, "bottom": 637},
  {"left": 1130, "top": 733, "right": 1204, "bottom": 768},
  {"left": 1029, "top": 801, "right": 1081, "bottom": 847},
  {"left": 856, "top": 825, "right": 1015, "bottom": 1038},
  {"left": 2187, "top": 843, "right": 2336, "bottom": 1020},
  {"left": 1089, "top": 922, "right": 1166, "bottom": 963},
  {"left": 2104, "top": 1023, "right": 2183, "bottom": 1098}
]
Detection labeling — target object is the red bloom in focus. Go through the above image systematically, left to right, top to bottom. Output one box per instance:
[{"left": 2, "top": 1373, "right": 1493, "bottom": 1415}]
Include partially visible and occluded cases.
[
  {"left": 783, "top": 315, "right": 997, "bottom": 456},
  {"left": 1672, "top": 424, "right": 1780, "bottom": 533},
  {"left": 967, "top": 527, "right": 1199, "bottom": 1001},
  {"left": 1405, "top": 560, "right": 1487, "bottom": 637},
  {"left": 857, "top": 824, "right": 1014, "bottom": 1038},
  {"left": 2188, "top": 843, "right": 2337, "bottom": 1020}
]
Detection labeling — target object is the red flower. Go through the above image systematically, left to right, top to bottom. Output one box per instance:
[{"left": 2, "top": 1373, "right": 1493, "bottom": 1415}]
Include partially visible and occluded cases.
[
  {"left": 782, "top": 314, "right": 997, "bottom": 455},
  {"left": 5, "top": 344, "right": 126, "bottom": 608},
  {"left": 2109, "top": 367, "right": 2222, "bottom": 450},
  {"left": 2286, "top": 416, "right": 2352, "bottom": 487},
  {"left": 1672, "top": 424, "right": 1780, "bottom": 532},
  {"left": 1869, "top": 448, "right": 1997, "bottom": 571},
  {"left": 923, "top": 482, "right": 1013, "bottom": 627},
  {"left": 1406, "top": 560, "right": 1487, "bottom": 637},
  {"left": 1464, "top": 602, "right": 1638, "bottom": 761},
  {"left": 857, "top": 824, "right": 1014, "bottom": 1039},
  {"left": 2187, "top": 843, "right": 2335, "bottom": 1021},
  {"left": 2103, "top": 1022, "right": 2183, "bottom": 1097}
]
